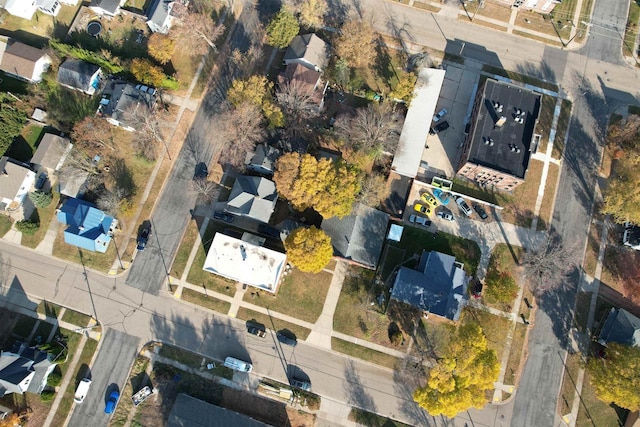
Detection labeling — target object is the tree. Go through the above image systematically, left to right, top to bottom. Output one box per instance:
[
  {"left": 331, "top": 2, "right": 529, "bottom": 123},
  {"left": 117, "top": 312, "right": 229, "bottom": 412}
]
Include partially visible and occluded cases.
[
  {"left": 284, "top": 0, "right": 327, "bottom": 29},
  {"left": 170, "top": 1, "right": 225, "bottom": 56},
  {"left": 266, "top": 8, "right": 300, "bottom": 48},
  {"left": 334, "top": 20, "right": 377, "bottom": 69},
  {"left": 147, "top": 33, "right": 175, "bottom": 64},
  {"left": 229, "top": 44, "right": 264, "bottom": 79},
  {"left": 131, "top": 58, "right": 165, "bottom": 87},
  {"left": 388, "top": 70, "right": 417, "bottom": 105},
  {"left": 228, "top": 76, "right": 284, "bottom": 128},
  {"left": 276, "top": 80, "right": 320, "bottom": 139},
  {"left": 0, "top": 94, "right": 27, "bottom": 156},
  {"left": 213, "top": 102, "right": 265, "bottom": 167},
  {"left": 122, "top": 103, "right": 168, "bottom": 160},
  {"left": 335, "top": 103, "right": 402, "bottom": 159},
  {"left": 72, "top": 117, "right": 116, "bottom": 156},
  {"left": 273, "top": 153, "right": 360, "bottom": 218},
  {"left": 358, "top": 172, "right": 388, "bottom": 207},
  {"left": 192, "top": 177, "right": 220, "bottom": 203},
  {"left": 97, "top": 187, "right": 130, "bottom": 216},
  {"left": 29, "top": 191, "right": 53, "bottom": 209},
  {"left": 15, "top": 220, "right": 39, "bottom": 236},
  {"left": 284, "top": 226, "right": 333, "bottom": 273},
  {"left": 523, "top": 230, "right": 578, "bottom": 295},
  {"left": 483, "top": 269, "right": 518, "bottom": 304},
  {"left": 413, "top": 323, "right": 500, "bottom": 418},
  {"left": 587, "top": 342, "right": 640, "bottom": 411},
  {"left": 0, "top": 412, "right": 22, "bottom": 427}
]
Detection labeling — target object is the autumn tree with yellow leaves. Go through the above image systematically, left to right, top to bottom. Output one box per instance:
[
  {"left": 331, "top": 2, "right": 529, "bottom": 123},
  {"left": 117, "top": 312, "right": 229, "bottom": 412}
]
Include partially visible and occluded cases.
[
  {"left": 228, "top": 75, "right": 284, "bottom": 128},
  {"left": 273, "top": 153, "right": 360, "bottom": 219},
  {"left": 284, "top": 226, "right": 333, "bottom": 273},
  {"left": 413, "top": 323, "right": 500, "bottom": 418},
  {"left": 587, "top": 342, "right": 640, "bottom": 411}
]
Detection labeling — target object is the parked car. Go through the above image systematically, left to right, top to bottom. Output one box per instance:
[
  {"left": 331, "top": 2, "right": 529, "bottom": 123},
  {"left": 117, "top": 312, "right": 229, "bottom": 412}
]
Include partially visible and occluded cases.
[
  {"left": 433, "top": 108, "right": 448, "bottom": 122},
  {"left": 429, "top": 121, "right": 450, "bottom": 135},
  {"left": 35, "top": 173, "right": 47, "bottom": 190},
  {"left": 433, "top": 188, "right": 450, "bottom": 205},
  {"left": 421, "top": 192, "right": 439, "bottom": 208},
  {"left": 456, "top": 197, "right": 473, "bottom": 217},
  {"left": 413, "top": 203, "right": 432, "bottom": 216},
  {"left": 473, "top": 204, "right": 489, "bottom": 220},
  {"left": 213, "top": 211, "right": 234, "bottom": 223},
  {"left": 437, "top": 211, "right": 455, "bottom": 221},
  {"left": 408, "top": 214, "right": 417, "bottom": 223},
  {"left": 415, "top": 217, "right": 432, "bottom": 227},
  {"left": 136, "top": 224, "right": 152, "bottom": 251},
  {"left": 247, "top": 326, "right": 266, "bottom": 338},
  {"left": 277, "top": 331, "right": 297, "bottom": 347},
  {"left": 224, "top": 356, "right": 252, "bottom": 372},
  {"left": 74, "top": 378, "right": 91, "bottom": 404},
  {"left": 290, "top": 378, "right": 312, "bottom": 392},
  {"left": 104, "top": 390, "right": 119, "bottom": 414}
]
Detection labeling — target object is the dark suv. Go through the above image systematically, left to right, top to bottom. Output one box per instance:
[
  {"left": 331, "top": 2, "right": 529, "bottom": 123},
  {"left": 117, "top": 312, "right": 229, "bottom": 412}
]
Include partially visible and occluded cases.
[
  {"left": 473, "top": 204, "right": 489, "bottom": 220},
  {"left": 136, "top": 224, "right": 152, "bottom": 250},
  {"left": 276, "top": 331, "right": 297, "bottom": 347}
]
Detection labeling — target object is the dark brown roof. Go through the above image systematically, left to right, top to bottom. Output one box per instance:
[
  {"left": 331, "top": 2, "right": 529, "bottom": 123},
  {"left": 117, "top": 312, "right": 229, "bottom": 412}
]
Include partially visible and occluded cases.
[{"left": 0, "top": 40, "right": 46, "bottom": 80}]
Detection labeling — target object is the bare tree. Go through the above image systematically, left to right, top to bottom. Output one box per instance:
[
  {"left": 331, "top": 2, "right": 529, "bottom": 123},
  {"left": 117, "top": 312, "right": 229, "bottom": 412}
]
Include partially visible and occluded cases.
[
  {"left": 284, "top": 0, "right": 328, "bottom": 29},
  {"left": 170, "top": 2, "right": 225, "bottom": 56},
  {"left": 229, "top": 43, "right": 265, "bottom": 79},
  {"left": 276, "top": 80, "right": 320, "bottom": 140},
  {"left": 123, "top": 102, "right": 170, "bottom": 160},
  {"left": 214, "top": 102, "right": 265, "bottom": 168},
  {"left": 335, "top": 103, "right": 402, "bottom": 159},
  {"left": 71, "top": 117, "right": 117, "bottom": 156},
  {"left": 61, "top": 148, "right": 101, "bottom": 177},
  {"left": 358, "top": 171, "right": 388, "bottom": 207},
  {"left": 192, "top": 177, "right": 220, "bottom": 204},
  {"left": 97, "top": 186, "right": 130, "bottom": 216},
  {"left": 523, "top": 230, "right": 579, "bottom": 295}
]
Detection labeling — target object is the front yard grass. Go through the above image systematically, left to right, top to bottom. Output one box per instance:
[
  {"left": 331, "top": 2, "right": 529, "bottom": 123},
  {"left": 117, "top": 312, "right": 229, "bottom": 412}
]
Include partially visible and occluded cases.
[
  {"left": 622, "top": 0, "right": 640, "bottom": 57},
  {"left": 536, "top": 95, "right": 558, "bottom": 153},
  {"left": 6, "top": 124, "right": 45, "bottom": 162},
  {"left": 491, "top": 159, "right": 545, "bottom": 227},
  {"left": 22, "top": 190, "right": 60, "bottom": 249},
  {"left": 0, "top": 215, "right": 13, "bottom": 237},
  {"left": 171, "top": 218, "right": 200, "bottom": 279},
  {"left": 52, "top": 226, "right": 118, "bottom": 272},
  {"left": 483, "top": 243, "right": 524, "bottom": 311},
  {"left": 243, "top": 268, "right": 333, "bottom": 324},
  {"left": 181, "top": 288, "right": 231, "bottom": 314},
  {"left": 36, "top": 301, "right": 62, "bottom": 318},
  {"left": 461, "top": 307, "right": 511, "bottom": 358},
  {"left": 236, "top": 308, "right": 311, "bottom": 340},
  {"left": 60, "top": 309, "right": 92, "bottom": 328},
  {"left": 503, "top": 323, "right": 527, "bottom": 386},
  {"left": 331, "top": 338, "right": 400, "bottom": 370},
  {"left": 557, "top": 351, "right": 582, "bottom": 416},
  {"left": 577, "top": 370, "right": 627, "bottom": 427}
]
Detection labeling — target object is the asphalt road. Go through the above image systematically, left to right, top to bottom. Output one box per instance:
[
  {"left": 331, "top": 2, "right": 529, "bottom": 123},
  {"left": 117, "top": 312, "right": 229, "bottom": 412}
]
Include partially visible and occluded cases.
[{"left": 67, "top": 329, "right": 140, "bottom": 427}]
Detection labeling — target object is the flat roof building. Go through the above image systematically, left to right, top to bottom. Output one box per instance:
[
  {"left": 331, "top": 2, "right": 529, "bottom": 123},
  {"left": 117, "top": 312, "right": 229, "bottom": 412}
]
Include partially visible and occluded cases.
[{"left": 456, "top": 79, "right": 541, "bottom": 191}]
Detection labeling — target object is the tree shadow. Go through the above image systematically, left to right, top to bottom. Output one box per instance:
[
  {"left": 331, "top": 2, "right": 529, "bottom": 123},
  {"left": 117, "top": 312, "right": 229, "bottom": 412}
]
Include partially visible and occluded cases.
[
  {"left": 514, "top": 60, "right": 557, "bottom": 86},
  {"left": 109, "top": 158, "right": 136, "bottom": 195},
  {"left": 391, "top": 357, "right": 432, "bottom": 426},
  {"left": 343, "top": 360, "right": 377, "bottom": 414}
]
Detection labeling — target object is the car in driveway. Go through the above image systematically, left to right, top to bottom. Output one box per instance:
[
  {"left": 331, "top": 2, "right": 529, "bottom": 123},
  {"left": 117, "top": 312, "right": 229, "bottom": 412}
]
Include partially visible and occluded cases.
[
  {"left": 433, "top": 108, "right": 447, "bottom": 122},
  {"left": 429, "top": 121, "right": 450, "bottom": 135},
  {"left": 433, "top": 188, "right": 450, "bottom": 205},
  {"left": 421, "top": 192, "right": 439, "bottom": 208},
  {"left": 456, "top": 197, "right": 473, "bottom": 217},
  {"left": 414, "top": 203, "right": 432, "bottom": 216},
  {"left": 473, "top": 204, "right": 489, "bottom": 220},
  {"left": 213, "top": 211, "right": 234, "bottom": 223},
  {"left": 437, "top": 211, "right": 455, "bottom": 221},
  {"left": 136, "top": 224, "right": 152, "bottom": 251},
  {"left": 247, "top": 325, "right": 266, "bottom": 338},
  {"left": 277, "top": 331, "right": 297, "bottom": 347},
  {"left": 290, "top": 378, "right": 312, "bottom": 392},
  {"left": 104, "top": 390, "right": 119, "bottom": 414}
]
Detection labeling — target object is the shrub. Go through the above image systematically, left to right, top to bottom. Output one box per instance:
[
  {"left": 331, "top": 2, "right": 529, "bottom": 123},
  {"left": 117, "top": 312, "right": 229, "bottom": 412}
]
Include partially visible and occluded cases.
[
  {"left": 29, "top": 191, "right": 53, "bottom": 208},
  {"left": 15, "top": 220, "right": 39, "bottom": 236},
  {"left": 484, "top": 269, "right": 518, "bottom": 304},
  {"left": 390, "top": 329, "right": 403, "bottom": 346},
  {"left": 47, "top": 370, "right": 62, "bottom": 387},
  {"left": 40, "top": 390, "right": 55, "bottom": 401}
]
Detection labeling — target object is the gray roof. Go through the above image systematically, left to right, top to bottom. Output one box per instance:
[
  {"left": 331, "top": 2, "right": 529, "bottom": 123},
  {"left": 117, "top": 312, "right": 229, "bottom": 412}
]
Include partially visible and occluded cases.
[
  {"left": 90, "top": 0, "right": 121, "bottom": 14},
  {"left": 146, "top": 0, "right": 172, "bottom": 31},
  {"left": 284, "top": 34, "right": 329, "bottom": 71},
  {"left": 57, "top": 59, "right": 100, "bottom": 93},
  {"left": 463, "top": 79, "right": 541, "bottom": 179},
  {"left": 99, "top": 82, "right": 155, "bottom": 129},
  {"left": 31, "top": 133, "right": 71, "bottom": 171},
  {"left": 245, "top": 144, "right": 280, "bottom": 174},
  {"left": 0, "top": 157, "right": 31, "bottom": 203},
  {"left": 225, "top": 176, "right": 277, "bottom": 224},
  {"left": 322, "top": 204, "right": 389, "bottom": 269},
  {"left": 391, "top": 251, "right": 469, "bottom": 321},
  {"left": 598, "top": 308, "right": 640, "bottom": 347},
  {"left": 0, "top": 344, "right": 54, "bottom": 396},
  {"left": 168, "top": 394, "right": 271, "bottom": 427}
]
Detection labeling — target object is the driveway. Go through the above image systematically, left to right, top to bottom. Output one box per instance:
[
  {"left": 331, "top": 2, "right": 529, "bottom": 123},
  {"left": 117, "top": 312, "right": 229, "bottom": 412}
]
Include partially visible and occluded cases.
[{"left": 67, "top": 329, "right": 140, "bottom": 427}]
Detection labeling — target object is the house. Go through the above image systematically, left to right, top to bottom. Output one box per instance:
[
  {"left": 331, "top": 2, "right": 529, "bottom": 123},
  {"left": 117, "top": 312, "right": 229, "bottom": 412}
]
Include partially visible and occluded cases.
[
  {"left": 3, "top": 0, "right": 61, "bottom": 20},
  {"left": 89, "top": 0, "right": 125, "bottom": 16},
  {"left": 146, "top": 0, "right": 176, "bottom": 34},
  {"left": 499, "top": 0, "right": 561, "bottom": 13},
  {"left": 283, "top": 33, "right": 330, "bottom": 73},
  {"left": 0, "top": 39, "right": 51, "bottom": 83},
  {"left": 57, "top": 59, "right": 102, "bottom": 95},
  {"left": 278, "top": 63, "right": 329, "bottom": 111},
  {"left": 391, "top": 67, "right": 446, "bottom": 179},
  {"left": 456, "top": 79, "right": 541, "bottom": 191},
  {"left": 98, "top": 82, "right": 155, "bottom": 131},
  {"left": 30, "top": 133, "right": 72, "bottom": 177},
  {"left": 245, "top": 144, "right": 280, "bottom": 175},
  {"left": 0, "top": 157, "right": 37, "bottom": 211},
  {"left": 57, "top": 171, "right": 90, "bottom": 198},
  {"left": 224, "top": 176, "right": 277, "bottom": 224},
  {"left": 56, "top": 198, "right": 117, "bottom": 253},
  {"left": 321, "top": 203, "right": 389, "bottom": 269},
  {"left": 623, "top": 222, "right": 640, "bottom": 251},
  {"left": 203, "top": 232, "right": 287, "bottom": 293},
  {"left": 391, "top": 250, "right": 470, "bottom": 322},
  {"left": 597, "top": 308, "right": 640, "bottom": 348},
  {"left": 0, "top": 342, "right": 56, "bottom": 396},
  {"left": 168, "top": 394, "right": 271, "bottom": 427}
]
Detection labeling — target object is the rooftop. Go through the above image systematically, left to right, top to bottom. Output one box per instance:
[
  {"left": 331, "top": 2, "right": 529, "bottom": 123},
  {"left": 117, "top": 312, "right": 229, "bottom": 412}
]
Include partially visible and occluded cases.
[
  {"left": 284, "top": 33, "right": 330, "bottom": 71},
  {"left": 0, "top": 38, "right": 48, "bottom": 80},
  {"left": 57, "top": 59, "right": 101, "bottom": 93},
  {"left": 465, "top": 79, "right": 541, "bottom": 179},
  {"left": 99, "top": 82, "right": 155, "bottom": 129},
  {"left": 31, "top": 133, "right": 72, "bottom": 171},
  {"left": 225, "top": 176, "right": 277, "bottom": 224},
  {"left": 203, "top": 233, "right": 287, "bottom": 293},
  {"left": 598, "top": 308, "right": 640, "bottom": 348},
  {"left": 168, "top": 394, "right": 272, "bottom": 427}
]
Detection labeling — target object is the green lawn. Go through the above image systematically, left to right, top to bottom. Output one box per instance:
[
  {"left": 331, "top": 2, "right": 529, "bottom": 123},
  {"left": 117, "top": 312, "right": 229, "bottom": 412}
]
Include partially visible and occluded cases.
[
  {"left": 623, "top": 1, "right": 640, "bottom": 57},
  {"left": 5, "top": 124, "right": 45, "bottom": 163},
  {"left": 22, "top": 191, "right": 60, "bottom": 248},
  {"left": 0, "top": 215, "right": 13, "bottom": 237},
  {"left": 171, "top": 219, "right": 200, "bottom": 278},
  {"left": 483, "top": 243, "right": 524, "bottom": 309},
  {"left": 243, "top": 268, "right": 333, "bottom": 323},
  {"left": 181, "top": 288, "right": 231, "bottom": 314},
  {"left": 36, "top": 301, "right": 62, "bottom": 318},
  {"left": 461, "top": 307, "right": 511, "bottom": 357},
  {"left": 236, "top": 308, "right": 311, "bottom": 340},
  {"left": 61, "top": 309, "right": 92, "bottom": 328},
  {"left": 331, "top": 337, "right": 400, "bottom": 370},
  {"left": 158, "top": 344, "right": 233, "bottom": 378},
  {"left": 577, "top": 370, "right": 627, "bottom": 427}
]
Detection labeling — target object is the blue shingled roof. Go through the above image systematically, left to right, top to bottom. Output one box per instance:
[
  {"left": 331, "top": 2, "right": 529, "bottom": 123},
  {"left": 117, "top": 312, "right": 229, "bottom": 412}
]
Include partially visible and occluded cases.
[{"left": 57, "top": 198, "right": 114, "bottom": 253}]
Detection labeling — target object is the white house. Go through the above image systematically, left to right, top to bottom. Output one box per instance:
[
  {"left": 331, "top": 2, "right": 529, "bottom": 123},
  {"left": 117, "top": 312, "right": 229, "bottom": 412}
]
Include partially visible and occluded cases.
[
  {"left": 3, "top": 0, "right": 62, "bottom": 19},
  {"left": 89, "top": 0, "right": 125, "bottom": 17},
  {"left": 146, "top": 0, "right": 176, "bottom": 34},
  {"left": 0, "top": 38, "right": 51, "bottom": 83},
  {"left": 0, "top": 157, "right": 36, "bottom": 211}
]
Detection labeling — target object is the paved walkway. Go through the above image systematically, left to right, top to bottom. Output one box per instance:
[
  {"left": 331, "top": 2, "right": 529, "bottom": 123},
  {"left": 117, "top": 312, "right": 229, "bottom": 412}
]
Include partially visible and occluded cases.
[{"left": 306, "top": 261, "right": 348, "bottom": 349}]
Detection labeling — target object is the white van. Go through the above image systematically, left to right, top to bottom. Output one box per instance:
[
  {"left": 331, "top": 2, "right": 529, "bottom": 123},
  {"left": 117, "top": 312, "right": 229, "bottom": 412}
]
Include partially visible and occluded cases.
[
  {"left": 224, "top": 357, "right": 252, "bottom": 373},
  {"left": 74, "top": 378, "right": 92, "bottom": 404}
]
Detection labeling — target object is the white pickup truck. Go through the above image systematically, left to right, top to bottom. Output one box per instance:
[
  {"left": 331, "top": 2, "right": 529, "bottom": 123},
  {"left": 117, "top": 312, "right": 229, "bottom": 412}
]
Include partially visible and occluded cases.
[{"left": 74, "top": 378, "right": 91, "bottom": 404}]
